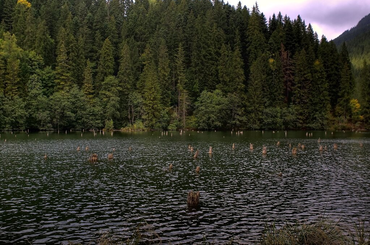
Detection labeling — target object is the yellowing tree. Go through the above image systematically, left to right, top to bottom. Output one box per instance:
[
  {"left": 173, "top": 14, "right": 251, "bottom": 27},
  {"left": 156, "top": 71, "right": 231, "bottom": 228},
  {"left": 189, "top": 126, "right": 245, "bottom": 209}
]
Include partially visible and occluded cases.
[{"left": 17, "top": 0, "right": 31, "bottom": 8}]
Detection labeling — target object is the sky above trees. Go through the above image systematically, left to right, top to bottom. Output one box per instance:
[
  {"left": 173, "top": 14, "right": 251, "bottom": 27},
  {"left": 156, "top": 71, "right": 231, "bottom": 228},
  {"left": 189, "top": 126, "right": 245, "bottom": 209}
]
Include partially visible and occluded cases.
[{"left": 229, "top": 0, "right": 370, "bottom": 40}]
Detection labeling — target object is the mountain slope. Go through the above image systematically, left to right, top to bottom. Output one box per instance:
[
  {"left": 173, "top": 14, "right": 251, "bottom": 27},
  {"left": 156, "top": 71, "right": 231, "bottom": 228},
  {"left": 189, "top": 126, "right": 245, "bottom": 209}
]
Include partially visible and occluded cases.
[
  {"left": 333, "top": 13, "right": 370, "bottom": 46},
  {"left": 334, "top": 13, "right": 370, "bottom": 70}
]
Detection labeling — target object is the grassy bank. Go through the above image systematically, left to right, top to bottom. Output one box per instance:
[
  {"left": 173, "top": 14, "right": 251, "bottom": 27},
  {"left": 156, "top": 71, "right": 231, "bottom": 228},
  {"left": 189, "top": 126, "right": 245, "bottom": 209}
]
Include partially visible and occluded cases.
[{"left": 68, "top": 219, "right": 369, "bottom": 245}]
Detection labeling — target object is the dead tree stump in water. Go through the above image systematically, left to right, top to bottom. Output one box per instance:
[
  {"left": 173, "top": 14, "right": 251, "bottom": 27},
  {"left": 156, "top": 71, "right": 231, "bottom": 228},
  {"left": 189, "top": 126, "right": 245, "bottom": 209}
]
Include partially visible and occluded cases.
[
  {"left": 193, "top": 150, "right": 199, "bottom": 159},
  {"left": 89, "top": 153, "right": 98, "bottom": 162},
  {"left": 187, "top": 191, "right": 200, "bottom": 208}
]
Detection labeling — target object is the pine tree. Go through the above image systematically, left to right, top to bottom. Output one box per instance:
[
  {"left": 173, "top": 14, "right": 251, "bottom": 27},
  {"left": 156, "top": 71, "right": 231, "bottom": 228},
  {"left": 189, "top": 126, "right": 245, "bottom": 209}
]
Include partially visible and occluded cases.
[
  {"left": 2, "top": 0, "right": 16, "bottom": 31},
  {"left": 12, "top": 0, "right": 32, "bottom": 48},
  {"left": 246, "top": 4, "right": 267, "bottom": 69},
  {"left": 35, "top": 19, "right": 55, "bottom": 66},
  {"left": 0, "top": 32, "right": 23, "bottom": 98},
  {"left": 70, "top": 35, "right": 86, "bottom": 87},
  {"left": 319, "top": 37, "right": 341, "bottom": 110},
  {"left": 96, "top": 38, "right": 114, "bottom": 93},
  {"left": 157, "top": 39, "right": 171, "bottom": 107},
  {"left": 117, "top": 41, "right": 134, "bottom": 124},
  {"left": 54, "top": 42, "right": 72, "bottom": 92},
  {"left": 175, "top": 43, "right": 188, "bottom": 129},
  {"left": 217, "top": 43, "right": 232, "bottom": 94},
  {"left": 217, "top": 43, "right": 245, "bottom": 95},
  {"left": 281, "top": 43, "right": 294, "bottom": 105},
  {"left": 140, "top": 44, "right": 162, "bottom": 129},
  {"left": 292, "top": 49, "right": 312, "bottom": 127},
  {"left": 265, "top": 53, "right": 284, "bottom": 107},
  {"left": 246, "top": 54, "right": 267, "bottom": 129},
  {"left": 4, "top": 56, "right": 20, "bottom": 97},
  {"left": 0, "top": 57, "right": 5, "bottom": 96},
  {"left": 82, "top": 59, "right": 94, "bottom": 102},
  {"left": 309, "top": 59, "right": 330, "bottom": 128},
  {"left": 360, "top": 61, "right": 370, "bottom": 128},
  {"left": 336, "top": 63, "right": 353, "bottom": 120},
  {"left": 99, "top": 75, "right": 121, "bottom": 122}
]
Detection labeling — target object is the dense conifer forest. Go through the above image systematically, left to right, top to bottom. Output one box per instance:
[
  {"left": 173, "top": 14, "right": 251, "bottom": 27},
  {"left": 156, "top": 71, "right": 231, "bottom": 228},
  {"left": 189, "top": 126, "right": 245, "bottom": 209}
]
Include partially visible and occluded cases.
[{"left": 0, "top": 0, "right": 368, "bottom": 131}]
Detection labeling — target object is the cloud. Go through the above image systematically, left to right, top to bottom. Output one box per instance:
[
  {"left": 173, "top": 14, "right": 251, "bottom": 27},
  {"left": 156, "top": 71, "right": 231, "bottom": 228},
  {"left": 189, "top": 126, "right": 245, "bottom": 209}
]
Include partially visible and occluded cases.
[
  {"left": 239, "top": 0, "right": 370, "bottom": 40},
  {"left": 302, "top": 0, "right": 370, "bottom": 27}
]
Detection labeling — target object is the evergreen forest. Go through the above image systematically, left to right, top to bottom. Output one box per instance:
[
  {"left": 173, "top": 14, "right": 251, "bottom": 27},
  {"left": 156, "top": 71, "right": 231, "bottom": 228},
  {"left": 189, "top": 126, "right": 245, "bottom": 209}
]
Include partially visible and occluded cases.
[{"left": 0, "top": 0, "right": 369, "bottom": 131}]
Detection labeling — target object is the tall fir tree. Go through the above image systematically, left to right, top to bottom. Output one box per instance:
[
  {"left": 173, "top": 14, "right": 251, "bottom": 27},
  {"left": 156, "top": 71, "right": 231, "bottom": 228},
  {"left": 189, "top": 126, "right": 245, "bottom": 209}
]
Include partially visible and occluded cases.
[
  {"left": 12, "top": 0, "right": 32, "bottom": 48},
  {"left": 246, "top": 4, "right": 267, "bottom": 72},
  {"left": 96, "top": 37, "right": 114, "bottom": 93},
  {"left": 157, "top": 39, "right": 171, "bottom": 107},
  {"left": 117, "top": 41, "right": 135, "bottom": 124},
  {"left": 54, "top": 42, "right": 72, "bottom": 92},
  {"left": 175, "top": 43, "right": 188, "bottom": 129},
  {"left": 140, "top": 44, "right": 162, "bottom": 129},
  {"left": 292, "top": 49, "right": 312, "bottom": 127},
  {"left": 246, "top": 54, "right": 267, "bottom": 129},
  {"left": 82, "top": 59, "right": 94, "bottom": 103},
  {"left": 309, "top": 59, "right": 330, "bottom": 128},
  {"left": 360, "top": 61, "right": 370, "bottom": 128},
  {"left": 336, "top": 63, "right": 353, "bottom": 120}
]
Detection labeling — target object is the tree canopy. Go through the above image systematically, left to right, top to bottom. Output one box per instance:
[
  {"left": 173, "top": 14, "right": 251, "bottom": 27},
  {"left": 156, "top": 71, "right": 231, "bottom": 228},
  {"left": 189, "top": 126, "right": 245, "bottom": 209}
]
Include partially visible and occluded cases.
[{"left": 0, "top": 0, "right": 364, "bottom": 131}]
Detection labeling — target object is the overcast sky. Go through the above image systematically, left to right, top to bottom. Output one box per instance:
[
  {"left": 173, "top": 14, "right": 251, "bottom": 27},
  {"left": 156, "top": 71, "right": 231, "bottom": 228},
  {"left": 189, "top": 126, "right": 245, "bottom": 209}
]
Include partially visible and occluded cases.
[{"left": 229, "top": 0, "right": 370, "bottom": 40}]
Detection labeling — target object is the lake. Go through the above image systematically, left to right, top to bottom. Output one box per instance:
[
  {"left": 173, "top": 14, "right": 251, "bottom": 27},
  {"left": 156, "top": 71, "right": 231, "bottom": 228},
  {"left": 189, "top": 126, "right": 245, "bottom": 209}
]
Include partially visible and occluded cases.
[{"left": 0, "top": 130, "right": 369, "bottom": 244}]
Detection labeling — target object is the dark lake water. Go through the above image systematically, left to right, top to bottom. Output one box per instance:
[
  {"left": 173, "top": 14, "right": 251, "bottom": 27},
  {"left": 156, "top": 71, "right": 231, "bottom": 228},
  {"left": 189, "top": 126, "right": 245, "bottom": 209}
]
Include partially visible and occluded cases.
[{"left": 0, "top": 130, "right": 369, "bottom": 244}]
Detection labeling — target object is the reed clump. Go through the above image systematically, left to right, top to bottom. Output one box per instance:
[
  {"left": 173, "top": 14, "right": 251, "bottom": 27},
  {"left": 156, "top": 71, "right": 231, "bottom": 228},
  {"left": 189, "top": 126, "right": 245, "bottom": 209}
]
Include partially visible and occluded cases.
[
  {"left": 187, "top": 191, "right": 200, "bottom": 208},
  {"left": 261, "top": 220, "right": 350, "bottom": 245}
]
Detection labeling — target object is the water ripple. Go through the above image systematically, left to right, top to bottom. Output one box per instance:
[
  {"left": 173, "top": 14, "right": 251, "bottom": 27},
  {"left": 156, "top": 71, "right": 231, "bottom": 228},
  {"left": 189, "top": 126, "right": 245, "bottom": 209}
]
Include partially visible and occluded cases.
[{"left": 0, "top": 131, "right": 369, "bottom": 244}]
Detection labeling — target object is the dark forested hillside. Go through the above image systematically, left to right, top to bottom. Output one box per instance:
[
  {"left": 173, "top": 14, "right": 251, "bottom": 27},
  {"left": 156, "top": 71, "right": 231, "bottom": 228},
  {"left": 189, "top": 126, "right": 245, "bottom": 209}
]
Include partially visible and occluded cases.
[
  {"left": 0, "top": 0, "right": 367, "bottom": 131},
  {"left": 333, "top": 13, "right": 370, "bottom": 127},
  {"left": 334, "top": 13, "right": 370, "bottom": 46}
]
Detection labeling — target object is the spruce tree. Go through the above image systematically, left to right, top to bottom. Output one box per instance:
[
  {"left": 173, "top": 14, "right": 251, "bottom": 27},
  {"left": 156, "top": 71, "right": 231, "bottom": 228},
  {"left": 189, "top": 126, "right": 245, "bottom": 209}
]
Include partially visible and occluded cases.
[
  {"left": 12, "top": 0, "right": 32, "bottom": 48},
  {"left": 246, "top": 4, "right": 267, "bottom": 69},
  {"left": 96, "top": 38, "right": 114, "bottom": 93},
  {"left": 157, "top": 39, "right": 171, "bottom": 107},
  {"left": 117, "top": 41, "right": 134, "bottom": 124},
  {"left": 54, "top": 42, "right": 72, "bottom": 92},
  {"left": 175, "top": 43, "right": 188, "bottom": 129},
  {"left": 140, "top": 45, "right": 162, "bottom": 129},
  {"left": 292, "top": 49, "right": 312, "bottom": 127},
  {"left": 246, "top": 54, "right": 267, "bottom": 129},
  {"left": 4, "top": 56, "right": 20, "bottom": 97},
  {"left": 82, "top": 59, "right": 94, "bottom": 103},
  {"left": 309, "top": 59, "right": 330, "bottom": 128},
  {"left": 360, "top": 61, "right": 370, "bottom": 128},
  {"left": 337, "top": 63, "right": 353, "bottom": 120}
]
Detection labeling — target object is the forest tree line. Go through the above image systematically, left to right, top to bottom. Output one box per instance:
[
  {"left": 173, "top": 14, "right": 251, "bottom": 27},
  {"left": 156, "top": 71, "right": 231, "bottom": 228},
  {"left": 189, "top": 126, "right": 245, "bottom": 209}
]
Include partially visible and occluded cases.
[{"left": 0, "top": 0, "right": 369, "bottom": 131}]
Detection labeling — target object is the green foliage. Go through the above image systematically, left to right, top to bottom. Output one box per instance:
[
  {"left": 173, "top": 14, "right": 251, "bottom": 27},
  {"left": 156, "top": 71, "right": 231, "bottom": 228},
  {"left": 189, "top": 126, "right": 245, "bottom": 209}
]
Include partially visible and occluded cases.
[
  {"left": 0, "top": 0, "right": 363, "bottom": 131},
  {"left": 96, "top": 38, "right": 114, "bottom": 93},
  {"left": 54, "top": 42, "right": 72, "bottom": 92},
  {"left": 292, "top": 48, "right": 312, "bottom": 127},
  {"left": 246, "top": 54, "right": 267, "bottom": 129},
  {"left": 99, "top": 76, "right": 121, "bottom": 123},
  {"left": 194, "top": 89, "right": 227, "bottom": 130},
  {"left": 1, "top": 95, "right": 26, "bottom": 130},
  {"left": 262, "top": 107, "right": 284, "bottom": 130},
  {"left": 104, "top": 119, "right": 114, "bottom": 132}
]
